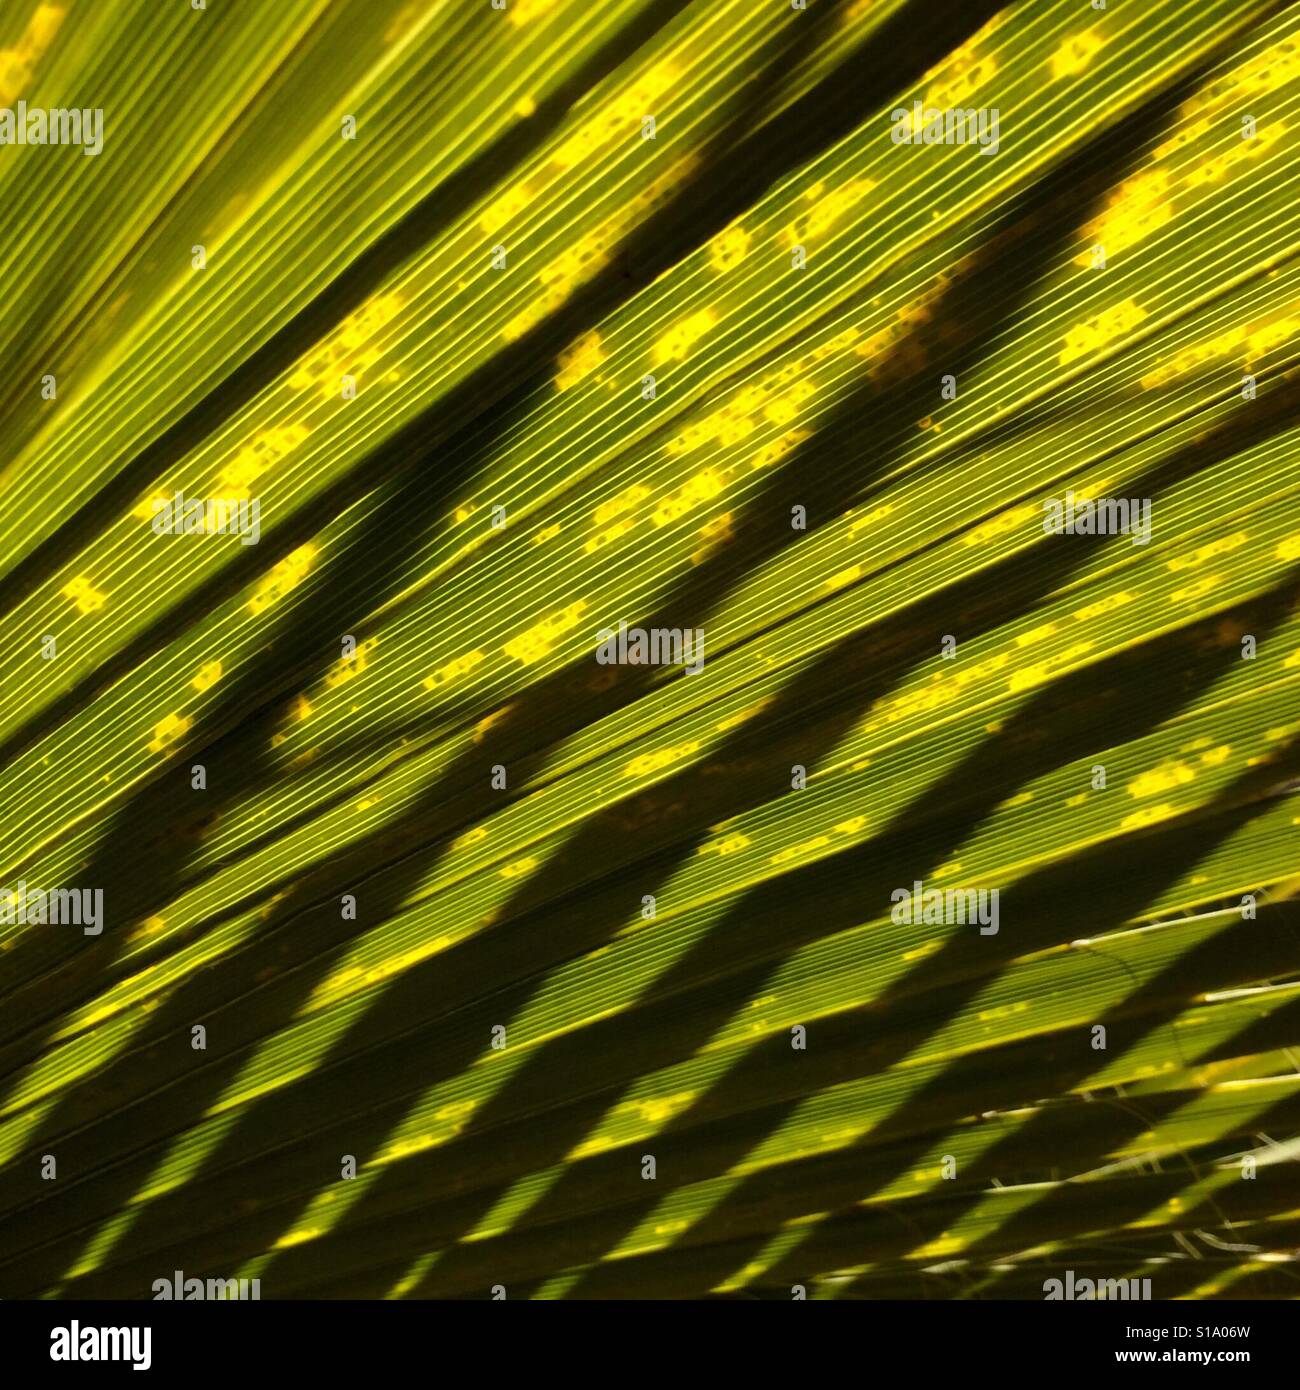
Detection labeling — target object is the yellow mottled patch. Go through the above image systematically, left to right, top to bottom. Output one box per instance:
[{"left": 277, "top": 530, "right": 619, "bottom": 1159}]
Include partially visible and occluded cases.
[
  {"left": 919, "top": 21, "right": 1000, "bottom": 115},
  {"left": 1051, "top": 29, "right": 1105, "bottom": 80},
  {"left": 1206, "top": 35, "right": 1300, "bottom": 108},
  {"left": 551, "top": 62, "right": 679, "bottom": 171},
  {"left": 1153, "top": 115, "right": 1213, "bottom": 161},
  {"left": 1183, "top": 122, "right": 1286, "bottom": 190},
  {"left": 504, "top": 159, "right": 694, "bottom": 340},
  {"left": 1077, "top": 170, "right": 1172, "bottom": 263},
  {"left": 785, "top": 178, "right": 874, "bottom": 245},
  {"left": 478, "top": 184, "right": 531, "bottom": 236},
  {"left": 709, "top": 222, "right": 750, "bottom": 272},
  {"left": 288, "top": 293, "right": 403, "bottom": 398},
  {"left": 1186, "top": 294, "right": 1292, "bottom": 368},
  {"left": 1060, "top": 299, "right": 1148, "bottom": 365},
  {"left": 654, "top": 309, "right": 718, "bottom": 365},
  {"left": 1244, "top": 315, "right": 1300, "bottom": 363},
  {"left": 1141, "top": 325, "right": 1244, "bottom": 389},
  {"left": 555, "top": 330, "right": 605, "bottom": 390},
  {"left": 764, "top": 380, "right": 816, "bottom": 427},
  {"left": 671, "top": 385, "right": 765, "bottom": 454},
  {"left": 222, "top": 422, "right": 309, "bottom": 493},
  {"left": 752, "top": 428, "right": 811, "bottom": 470},
  {"left": 652, "top": 470, "right": 725, "bottom": 527},
  {"left": 593, "top": 485, "right": 650, "bottom": 527},
  {"left": 133, "top": 491, "right": 172, "bottom": 522},
  {"left": 848, "top": 503, "right": 893, "bottom": 535},
  {"left": 963, "top": 505, "right": 1036, "bottom": 546},
  {"left": 691, "top": 511, "right": 734, "bottom": 564},
  {"left": 697, "top": 511, "right": 732, "bottom": 543},
  {"left": 585, "top": 518, "right": 637, "bottom": 554},
  {"left": 533, "top": 523, "right": 561, "bottom": 545},
  {"left": 1167, "top": 534, "right": 1248, "bottom": 571},
  {"left": 1276, "top": 534, "right": 1300, "bottom": 561},
  {"left": 248, "top": 545, "right": 316, "bottom": 615},
  {"left": 826, "top": 565, "right": 861, "bottom": 591},
  {"left": 62, "top": 576, "right": 107, "bottom": 614},
  {"left": 1170, "top": 576, "right": 1222, "bottom": 604},
  {"left": 1073, "top": 592, "right": 1134, "bottom": 622},
  {"left": 503, "top": 601, "right": 587, "bottom": 665},
  {"left": 1015, "top": 623, "right": 1057, "bottom": 648},
  {"left": 326, "top": 637, "right": 377, "bottom": 688},
  {"left": 1007, "top": 641, "right": 1094, "bottom": 694},
  {"left": 423, "top": 649, "right": 485, "bottom": 691},
  {"left": 867, "top": 653, "right": 1012, "bottom": 730},
  {"left": 192, "top": 661, "right": 223, "bottom": 693},
  {"left": 717, "top": 697, "right": 772, "bottom": 732},
  {"left": 474, "top": 706, "right": 511, "bottom": 742},
  {"left": 148, "top": 713, "right": 192, "bottom": 754},
  {"left": 625, "top": 741, "right": 700, "bottom": 778},
  {"left": 1199, "top": 745, "right": 1231, "bottom": 767},
  {"left": 1127, "top": 760, "right": 1196, "bottom": 798},
  {"left": 834, "top": 816, "right": 868, "bottom": 835},
  {"left": 454, "top": 825, "right": 489, "bottom": 850},
  {"left": 700, "top": 832, "right": 751, "bottom": 857},
  {"left": 771, "top": 835, "right": 832, "bottom": 866},
  {"left": 499, "top": 857, "right": 538, "bottom": 880},
  {"left": 357, "top": 939, "right": 449, "bottom": 992},
  {"left": 902, "top": 939, "right": 942, "bottom": 963},
  {"left": 978, "top": 999, "right": 1030, "bottom": 1024}
]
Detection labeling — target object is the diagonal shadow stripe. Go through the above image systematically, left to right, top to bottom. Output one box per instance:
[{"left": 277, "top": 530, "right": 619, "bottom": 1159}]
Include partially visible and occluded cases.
[
  {"left": 0, "top": 0, "right": 1024, "bottom": 1293},
  {"left": 5, "top": 8, "right": 1279, "bottom": 1301},
  {"left": 368, "top": 591, "right": 1299, "bottom": 1298},
  {"left": 707, "top": 758, "right": 1300, "bottom": 1297}
]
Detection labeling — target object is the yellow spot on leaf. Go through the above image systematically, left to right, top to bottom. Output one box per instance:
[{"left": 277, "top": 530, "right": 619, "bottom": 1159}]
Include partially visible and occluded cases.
[
  {"left": 1051, "top": 29, "right": 1105, "bottom": 80},
  {"left": 709, "top": 222, "right": 750, "bottom": 271},
  {"left": 1060, "top": 299, "right": 1148, "bottom": 366},
  {"left": 654, "top": 310, "right": 718, "bottom": 365},
  {"left": 555, "top": 331, "right": 606, "bottom": 390},
  {"left": 248, "top": 545, "right": 316, "bottom": 615},
  {"left": 62, "top": 576, "right": 107, "bottom": 614},
  {"left": 503, "top": 601, "right": 588, "bottom": 665},
  {"left": 424, "top": 649, "right": 485, "bottom": 690},
  {"left": 192, "top": 661, "right": 223, "bottom": 693},
  {"left": 148, "top": 713, "right": 191, "bottom": 754},
  {"left": 625, "top": 741, "right": 700, "bottom": 778},
  {"left": 1127, "top": 760, "right": 1196, "bottom": 798}
]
